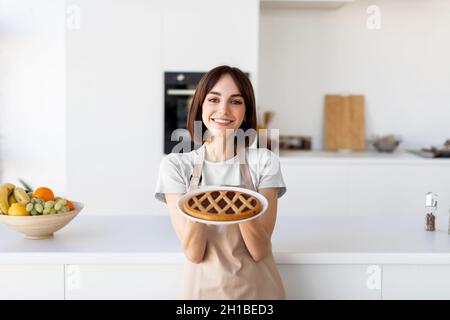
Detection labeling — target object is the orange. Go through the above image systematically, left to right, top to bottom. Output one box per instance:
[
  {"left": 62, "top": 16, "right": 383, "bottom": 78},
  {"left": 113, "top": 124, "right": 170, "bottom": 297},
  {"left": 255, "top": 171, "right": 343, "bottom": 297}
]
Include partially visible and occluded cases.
[
  {"left": 33, "top": 187, "right": 55, "bottom": 202},
  {"left": 66, "top": 199, "right": 74, "bottom": 211},
  {"left": 8, "top": 203, "right": 30, "bottom": 216}
]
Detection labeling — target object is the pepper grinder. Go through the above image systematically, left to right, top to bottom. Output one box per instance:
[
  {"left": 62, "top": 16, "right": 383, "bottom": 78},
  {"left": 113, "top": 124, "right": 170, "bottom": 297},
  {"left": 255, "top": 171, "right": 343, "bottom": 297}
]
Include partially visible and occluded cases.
[{"left": 425, "top": 192, "right": 438, "bottom": 231}]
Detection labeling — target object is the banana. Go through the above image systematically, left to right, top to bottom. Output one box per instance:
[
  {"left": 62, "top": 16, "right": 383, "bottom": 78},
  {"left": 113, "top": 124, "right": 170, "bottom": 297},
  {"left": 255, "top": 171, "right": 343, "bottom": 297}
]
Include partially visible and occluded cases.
[
  {"left": 0, "top": 183, "right": 16, "bottom": 214},
  {"left": 14, "top": 187, "right": 31, "bottom": 204},
  {"left": 8, "top": 193, "right": 17, "bottom": 206}
]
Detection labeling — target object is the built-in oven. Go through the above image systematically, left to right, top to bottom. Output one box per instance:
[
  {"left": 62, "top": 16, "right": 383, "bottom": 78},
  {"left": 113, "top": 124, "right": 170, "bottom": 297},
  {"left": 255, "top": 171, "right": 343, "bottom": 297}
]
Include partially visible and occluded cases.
[{"left": 164, "top": 72, "right": 205, "bottom": 154}]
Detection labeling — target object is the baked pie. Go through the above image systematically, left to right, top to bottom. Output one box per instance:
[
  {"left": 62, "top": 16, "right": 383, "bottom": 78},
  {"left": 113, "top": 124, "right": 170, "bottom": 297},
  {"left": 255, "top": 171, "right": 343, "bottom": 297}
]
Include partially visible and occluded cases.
[{"left": 182, "top": 190, "right": 262, "bottom": 222}]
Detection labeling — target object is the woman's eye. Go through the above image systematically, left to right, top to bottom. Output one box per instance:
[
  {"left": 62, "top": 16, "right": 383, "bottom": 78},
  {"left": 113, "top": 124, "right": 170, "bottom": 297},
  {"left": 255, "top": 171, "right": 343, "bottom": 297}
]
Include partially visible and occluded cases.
[
  {"left": 208, "top": 98, "right": 219, "bottom": 103},
  {"left": 231, "top": 100, "right": 243, "bottom": 105}
]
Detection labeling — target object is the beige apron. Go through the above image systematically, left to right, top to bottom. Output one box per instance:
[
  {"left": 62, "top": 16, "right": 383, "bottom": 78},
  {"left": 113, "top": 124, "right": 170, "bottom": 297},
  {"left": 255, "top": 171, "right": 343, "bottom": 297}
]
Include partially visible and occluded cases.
[{"left": 183, "top": 144, "right": 286, "bottom": 300}]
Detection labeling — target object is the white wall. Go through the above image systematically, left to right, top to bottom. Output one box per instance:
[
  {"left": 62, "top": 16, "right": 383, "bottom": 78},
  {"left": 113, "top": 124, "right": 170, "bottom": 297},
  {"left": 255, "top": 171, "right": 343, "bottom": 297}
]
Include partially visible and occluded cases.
[
  {"left": 0, "top": 0, "right": 66, "bottom": 193},
  {"left": 66, "top": 0, "right": 260, "bottom": 215},
  {"left": 162, "top": 0, "right": 260, "bottom": 89},
  {"left": 259, "top": 0, "right": 450, "bottom": 150}
]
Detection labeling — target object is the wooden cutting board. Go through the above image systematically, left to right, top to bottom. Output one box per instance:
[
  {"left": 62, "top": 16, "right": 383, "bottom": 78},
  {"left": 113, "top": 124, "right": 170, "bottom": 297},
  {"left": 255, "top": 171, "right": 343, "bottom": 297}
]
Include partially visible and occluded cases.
[{"left": 324, "top": 95, "right": 365, "bottom": 151}]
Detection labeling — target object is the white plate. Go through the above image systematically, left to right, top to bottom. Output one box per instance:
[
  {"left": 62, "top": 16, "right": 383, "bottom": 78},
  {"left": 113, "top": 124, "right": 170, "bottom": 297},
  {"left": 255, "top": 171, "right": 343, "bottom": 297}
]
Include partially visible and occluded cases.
[{"left": 177, "top": 185, "right": 268, "bottom": 225}]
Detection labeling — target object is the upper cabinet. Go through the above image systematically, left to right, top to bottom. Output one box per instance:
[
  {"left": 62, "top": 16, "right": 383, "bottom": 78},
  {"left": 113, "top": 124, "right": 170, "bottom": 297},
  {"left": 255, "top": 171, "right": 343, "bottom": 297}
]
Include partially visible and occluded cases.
[
  {"left": 162, "top": 0, "right": 259, "bottom": 75},
  {"left": 260, "top": 0, "right": 355, "bottom": 9}
]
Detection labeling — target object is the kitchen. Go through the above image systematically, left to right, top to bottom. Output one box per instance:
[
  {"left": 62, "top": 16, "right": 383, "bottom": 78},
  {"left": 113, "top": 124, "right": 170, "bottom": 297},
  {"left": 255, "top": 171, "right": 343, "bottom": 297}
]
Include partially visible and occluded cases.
[{"left": 0, "top": 0, "right": 450, "bottom": 301}]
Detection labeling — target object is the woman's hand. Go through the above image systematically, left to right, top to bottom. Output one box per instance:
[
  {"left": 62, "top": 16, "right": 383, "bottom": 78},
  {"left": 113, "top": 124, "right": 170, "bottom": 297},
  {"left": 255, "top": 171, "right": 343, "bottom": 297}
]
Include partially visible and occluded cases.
[
  {"left": 238, "top": 188, "right": 278, "bottom": 262},
  {"left": 165, "top": 193, "right": 207, "bottom": 264}
]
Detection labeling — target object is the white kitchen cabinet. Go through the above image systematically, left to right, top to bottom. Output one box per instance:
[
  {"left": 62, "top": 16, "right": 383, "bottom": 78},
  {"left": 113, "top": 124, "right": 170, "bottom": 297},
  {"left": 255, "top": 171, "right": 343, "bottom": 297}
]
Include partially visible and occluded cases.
[
  {"left": 66, "top": 0, "right": 164, "bottom": 215},
  {"left": 162, "top": 0, "right": 259, "bottom": 74},
  {"left": 261, "top": 0, "right": 355, "bottom": 9},
  {"left": 279, "top": 156, "right": 450, "bottom": 218},
  {"left": 279, "top": 163, "right": 348, "bottom": 216},
  {"left": 348, "top": 165, "right": 450, "bottom": 218},
  {"left": 348, "top": 165, "right": 420, "bottom": 217},
  {"left": 4, "top": 263, "right": 450, "bottom": 300},
  {"left": 65, "top": 263, "right": 383, "bottom": 300},
  {"left": 65, "top": 264, "right": 184, "bottom": 300},
  {"left": 278, "top": 264, "right": 382, "bottom": 300},
  {"left": 0, "top": 265, "right": 64, "bottom": 300},
  {"left": 382, "top": 265, "right": 450, "bottom": 300}
]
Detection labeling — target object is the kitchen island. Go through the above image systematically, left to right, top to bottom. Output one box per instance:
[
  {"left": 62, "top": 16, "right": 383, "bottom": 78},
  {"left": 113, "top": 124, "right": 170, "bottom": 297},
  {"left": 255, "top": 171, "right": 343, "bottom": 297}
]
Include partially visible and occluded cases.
[{"left": 1, "top": 216, "right": 450, "bottom": 300}]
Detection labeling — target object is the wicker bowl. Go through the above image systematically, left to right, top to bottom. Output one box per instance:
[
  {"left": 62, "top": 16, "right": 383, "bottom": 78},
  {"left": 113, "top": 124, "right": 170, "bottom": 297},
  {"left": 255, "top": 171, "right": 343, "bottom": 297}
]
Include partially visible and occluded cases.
[{"left": 0, "top": 201, "right": 83, "bottom": 239}]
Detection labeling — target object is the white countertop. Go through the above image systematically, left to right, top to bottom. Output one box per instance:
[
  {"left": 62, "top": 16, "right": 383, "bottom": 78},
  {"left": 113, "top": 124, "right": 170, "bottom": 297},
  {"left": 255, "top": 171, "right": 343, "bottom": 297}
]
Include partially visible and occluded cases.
[
  {"left": 279, "top": 149, "right": 450, "bottom": 165},
  {"left": 1, "top": 216, "right": 450, "bottom": 265}
]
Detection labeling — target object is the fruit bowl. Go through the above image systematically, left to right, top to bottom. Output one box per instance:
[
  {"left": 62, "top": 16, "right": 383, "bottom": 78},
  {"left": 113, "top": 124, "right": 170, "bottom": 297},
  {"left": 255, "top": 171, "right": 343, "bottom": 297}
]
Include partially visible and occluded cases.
[{"left": 0, "top": 201, "right": 83, "bottom": 239}]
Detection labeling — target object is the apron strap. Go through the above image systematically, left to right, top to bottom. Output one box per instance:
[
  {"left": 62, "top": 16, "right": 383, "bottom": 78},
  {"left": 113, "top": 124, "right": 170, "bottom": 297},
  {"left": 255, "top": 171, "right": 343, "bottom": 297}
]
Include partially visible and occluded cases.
[
  {"left": 187, "top": 143, "right": 256, "bottom": 192},
  {"left": 237, "top": 143, "right": 256, "bottom": 191},
  {"left": 188, "top": 145, "right": 206, "bottom": 192},
  {"left": 240, "top": 163, "right": 256, "bottom": 191}
]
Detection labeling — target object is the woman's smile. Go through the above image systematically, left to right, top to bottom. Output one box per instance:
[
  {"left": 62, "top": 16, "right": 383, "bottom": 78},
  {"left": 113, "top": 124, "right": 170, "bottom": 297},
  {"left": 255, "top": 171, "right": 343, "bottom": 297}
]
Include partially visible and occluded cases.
[{"left": 210, "top": 117, "right": 235, "bottom": 126}]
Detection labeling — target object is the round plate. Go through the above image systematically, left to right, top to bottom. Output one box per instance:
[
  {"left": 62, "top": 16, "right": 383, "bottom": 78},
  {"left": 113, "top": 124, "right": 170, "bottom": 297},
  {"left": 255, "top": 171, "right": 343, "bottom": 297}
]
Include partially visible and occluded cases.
[{"left": 177, "top": 186, "right": 268, "bottom": 225}]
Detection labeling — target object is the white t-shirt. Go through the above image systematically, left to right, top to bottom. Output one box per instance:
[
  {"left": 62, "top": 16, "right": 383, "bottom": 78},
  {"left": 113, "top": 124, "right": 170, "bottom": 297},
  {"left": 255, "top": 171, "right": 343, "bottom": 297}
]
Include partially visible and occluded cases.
[{"left": 154, "top": 147, "right": 287, "bottom": 203}]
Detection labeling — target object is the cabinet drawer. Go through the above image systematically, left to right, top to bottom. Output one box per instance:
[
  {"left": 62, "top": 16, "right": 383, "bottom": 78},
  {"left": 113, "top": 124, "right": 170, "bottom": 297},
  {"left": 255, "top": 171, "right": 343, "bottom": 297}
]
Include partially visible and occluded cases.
[
  {"left": 65, "top": 264, "right": 183, "bottom": 300},
  {"left": 278, "top": 264, "right": 382, "bottom": 300},
  {"left": 0, "top": 265, "right": 64, "bottom": 300},
  {"left": 383, "top": 265, "right": 450, "bottom": 300}
]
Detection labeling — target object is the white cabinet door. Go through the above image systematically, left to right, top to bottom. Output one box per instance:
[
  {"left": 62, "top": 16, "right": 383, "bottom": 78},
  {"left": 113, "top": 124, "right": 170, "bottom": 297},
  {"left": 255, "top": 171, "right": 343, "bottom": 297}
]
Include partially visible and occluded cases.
[
  {"left": 66, "top": 0, "right": 164, "bottom": 215},
  {"left": 162, "top": 0, "right": 259, "bottom": 72},
  {"left": 280, "top": 162, "right": 450, "bottom": 218},
  {"left": 279, "top": 163, "right": 348, "bottom": 216},
  {"left": 345, "top": 164, "right": 450, "bottom": 219},
  {"left": 348, "top": 165, "right": 436, "bottom": 217},
  {"left": 65, "top": 264, "right": 184, "bottom": 300},
  {"left": 0, "top": 265, "right": 64, "bottom": 300},
  {"left": 278, "top": 265, "right": 382, "bottom": 300},
  {"left": 383, "top": 265, "right": 450, "bottom": 300}
]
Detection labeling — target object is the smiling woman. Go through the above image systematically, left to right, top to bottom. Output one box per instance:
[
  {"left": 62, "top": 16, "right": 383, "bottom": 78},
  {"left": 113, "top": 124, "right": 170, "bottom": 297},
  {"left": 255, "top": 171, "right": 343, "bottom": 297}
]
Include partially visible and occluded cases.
[
  {"left": 154, "top": 65, "right": 287, "bottom": 300},
  {"left": 187, "top": 66, "right": 257, "bottom": 152}
]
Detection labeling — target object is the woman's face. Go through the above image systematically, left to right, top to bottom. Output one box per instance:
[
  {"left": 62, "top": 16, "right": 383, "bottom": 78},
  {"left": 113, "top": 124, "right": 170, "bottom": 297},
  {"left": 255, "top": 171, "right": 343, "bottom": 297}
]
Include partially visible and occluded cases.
[{"left": 202, "top": 74, "right": 246, "bottom": 138}]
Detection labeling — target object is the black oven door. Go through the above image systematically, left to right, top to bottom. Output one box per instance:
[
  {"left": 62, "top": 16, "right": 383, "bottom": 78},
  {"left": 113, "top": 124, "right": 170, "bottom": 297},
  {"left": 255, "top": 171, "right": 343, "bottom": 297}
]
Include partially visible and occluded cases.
[{"left": 164, "top": 72, "right": 204, "bottom": 154}]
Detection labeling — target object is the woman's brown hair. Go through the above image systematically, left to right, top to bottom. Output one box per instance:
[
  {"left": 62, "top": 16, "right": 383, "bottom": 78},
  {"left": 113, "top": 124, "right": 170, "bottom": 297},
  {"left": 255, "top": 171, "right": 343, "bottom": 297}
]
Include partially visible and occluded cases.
[{"left": 187, "top": 65, "right": 257, "bottom": 147}]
